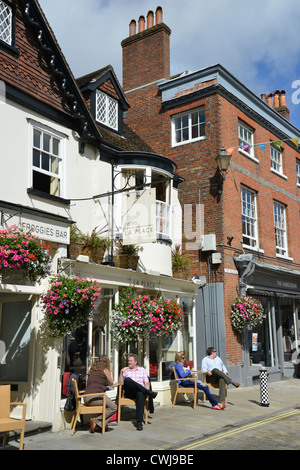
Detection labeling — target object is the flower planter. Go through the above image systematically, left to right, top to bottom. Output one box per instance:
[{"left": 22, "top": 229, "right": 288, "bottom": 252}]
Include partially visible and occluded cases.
[
  {"left": 0, "top": 225, "right": 51, "bottom": 283},
  {"left": 69, "top": 242, "right": 84, "bottom": 260},
  {"left": 81, "top": 247, "right": 104, "bottom": 264},
  {"left": 115, "top": 254, "right": 139, "bottom": 270},
  {"left": 115, "top": 254, "right": 128, "bottom": 269},
  {"left": 128, "top": 255, "right": 139, "bottom": 270},
  {"left": 0, "top": 268, "right": 34, "bottom": 285},
  {"left": 172, "top": 268, "right": 189, "bottom": 280},
  {"left": 42, "top": 274, "right": 102, "bottom": 338},
  {"left": 231, "top": 295, "right": 265, "bottom": 332}
]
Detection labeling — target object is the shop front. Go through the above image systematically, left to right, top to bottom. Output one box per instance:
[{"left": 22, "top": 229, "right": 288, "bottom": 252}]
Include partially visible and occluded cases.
[
  {"left": 0, "top": 205, "right": 71, "bottom": 426},
  {"left": 235, "top": 254, "right": 300, "bottom": 385},
  {"left": 59, "top": 259, "right": 199, "bottom": 409}
]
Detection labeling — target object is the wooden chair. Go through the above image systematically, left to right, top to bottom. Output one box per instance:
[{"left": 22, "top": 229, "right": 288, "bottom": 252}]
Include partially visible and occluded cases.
[
  {"left": 172, "top": 367, "right": 199, "bottom": 409},
  {"left": 203, "top": 373, "right": 227, "bottom": 403},
  {"left": 70, "top": 378, "right": 106, "bottom": 435},
  {"left": 0, "top": 385, "right": 27, "bottom": 450},
  {"left": 117, "top": 385, "right": 149, "bottom": 423}
]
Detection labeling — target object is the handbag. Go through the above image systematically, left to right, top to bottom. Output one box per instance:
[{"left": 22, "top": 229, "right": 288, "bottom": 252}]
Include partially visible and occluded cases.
[{"left": 64, "top": 393, "right": 75, "bottom": 412}]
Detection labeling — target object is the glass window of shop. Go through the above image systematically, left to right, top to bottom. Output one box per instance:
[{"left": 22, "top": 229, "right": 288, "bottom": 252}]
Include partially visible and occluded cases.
[
  {"left": 62, "top": 288, "right": 115, "bottom": 393},
  {"left": 116, "top": 296, "right": 195, "bottom": 381},
  {"left": 149, "top": 297, "right": 194, "bottom": 381},
  {"left": 248, "top": 297, "right": 276, "bottom": 368},
  {"left": 279, "top": 298, "right": 299, "bottom": 363},
  {"left": 0, "top": 300, "right": 32, "bottom": 382}
]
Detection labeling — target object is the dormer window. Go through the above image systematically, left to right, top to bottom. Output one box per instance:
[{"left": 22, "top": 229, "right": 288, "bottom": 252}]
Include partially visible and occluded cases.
[
  {"left": 0, "top": 1, "right": 12, "bottom": 46},
  {"left": 96, "top": 90, "right": 118, "bottom": 130}
]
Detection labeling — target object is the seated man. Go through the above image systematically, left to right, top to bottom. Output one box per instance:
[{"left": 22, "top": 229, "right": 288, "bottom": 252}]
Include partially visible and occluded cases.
[
  {"left": 201, "top": 347, "right": 240, "bottom": 405},
  {"left": 119, "top": 353, "right": 157, "bottom": 431}
]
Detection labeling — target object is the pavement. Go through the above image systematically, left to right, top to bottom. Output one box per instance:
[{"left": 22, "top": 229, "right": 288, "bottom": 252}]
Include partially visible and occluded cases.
[{"left": 1, "top": 377, "right": 300, "bottom": 452}]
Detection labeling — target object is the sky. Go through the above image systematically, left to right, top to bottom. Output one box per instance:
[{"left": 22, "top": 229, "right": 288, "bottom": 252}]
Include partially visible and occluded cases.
[{"left": 38, "top": 0, "right": 300, "bottom": 132}]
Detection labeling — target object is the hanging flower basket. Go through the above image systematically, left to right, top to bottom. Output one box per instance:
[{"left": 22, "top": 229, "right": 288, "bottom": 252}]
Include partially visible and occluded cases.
[
  {"left": 0, "top": 224, "right": 52, "bottom": 283},
  {"left": 41, "top": 274, "right": 102, "bottom": 338},
  {"left": 111, "top": 287, "right": 184, "bottom": 343},
  {"left": 111, "top": 287, "right": 153, "bottom": 343},
  {"left": 231, "top": 295, "right": 265, "bottom": 332},
  {"left": 150, "top": 297, "right": 183, "bottom": 337}
]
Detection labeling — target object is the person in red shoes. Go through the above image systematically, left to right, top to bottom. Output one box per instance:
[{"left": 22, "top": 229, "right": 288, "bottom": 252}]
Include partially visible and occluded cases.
[
  {"left": 201, "top": 347, "right": 240, "bottom": 406},
  {"left": 174, "top": 352, "right": 225, "bottom": 410},
  {"left": 84, "top": 355, "right": 117, "bottom": 433}
]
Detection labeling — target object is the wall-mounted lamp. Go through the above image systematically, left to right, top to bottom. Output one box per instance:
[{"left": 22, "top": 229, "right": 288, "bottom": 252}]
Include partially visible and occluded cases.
[{"left": 215, "top": 146, "right": 231, "bottom": 194}]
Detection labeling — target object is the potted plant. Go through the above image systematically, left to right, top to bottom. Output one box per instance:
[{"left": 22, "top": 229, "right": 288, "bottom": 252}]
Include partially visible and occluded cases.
[
  {"left": 0, "top": 224, "right": 52, "bottom": 283},
  {"left": 69, "top": 224, "right": 84, "bottom": 260},
  {"left": 81, "top": 229, "right": 112, "bottom": 264},
  {"left": 115, "top": 242, "right": 140, "bottom": 270},
  {"left": 172, "top": 244, "right": 190, "bottom": 280},
  {"left": 41, "top": 273, "right": 102, "bottom": 338},
  {"left": 231, "top": 295, "right": 265, "bottom": 332}
]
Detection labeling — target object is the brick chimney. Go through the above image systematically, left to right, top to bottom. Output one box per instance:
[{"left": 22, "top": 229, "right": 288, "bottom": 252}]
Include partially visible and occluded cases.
[
  {"left": 122, "top": 6, "right": 171, "bottom": 92},
  {"left": 262, "top": 90, "right": 290, "bottom": 121}
]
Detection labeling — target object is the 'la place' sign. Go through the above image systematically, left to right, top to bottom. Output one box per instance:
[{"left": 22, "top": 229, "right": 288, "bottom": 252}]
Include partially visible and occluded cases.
[{"left": 1, "top": 210, "right": 70, "bottom": 244}]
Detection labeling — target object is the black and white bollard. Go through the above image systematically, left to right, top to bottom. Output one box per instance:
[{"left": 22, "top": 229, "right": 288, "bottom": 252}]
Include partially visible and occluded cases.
[{"left": 259, "top": 366, "right": 269, "bottom": 407}]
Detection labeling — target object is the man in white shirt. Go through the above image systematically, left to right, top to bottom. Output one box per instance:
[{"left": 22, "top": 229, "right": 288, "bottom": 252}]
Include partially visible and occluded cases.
[{"left": 201, "top": 347, "right": 240, "bottom": 404}]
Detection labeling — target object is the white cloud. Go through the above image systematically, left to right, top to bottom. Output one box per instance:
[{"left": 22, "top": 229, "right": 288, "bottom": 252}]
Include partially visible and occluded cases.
[{"left": 38, "top": 0, "right": 300, "bottom": 128}]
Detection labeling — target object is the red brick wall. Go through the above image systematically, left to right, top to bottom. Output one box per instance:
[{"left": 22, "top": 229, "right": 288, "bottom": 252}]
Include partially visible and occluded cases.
[
  {"left": 122, "top": 23, "right": 171, "bottom": 91},
  {"left": 122, "top": 24, "right": 300, "bottom": 367}
]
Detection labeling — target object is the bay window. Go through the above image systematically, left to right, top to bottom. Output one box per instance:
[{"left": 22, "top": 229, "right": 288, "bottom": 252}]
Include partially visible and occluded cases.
[{"left": 117, "top": 167, "right": 172, "bottom": 239}]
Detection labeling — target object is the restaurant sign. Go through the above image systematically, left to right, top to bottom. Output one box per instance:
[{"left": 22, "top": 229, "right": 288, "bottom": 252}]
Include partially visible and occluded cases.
[{"left": 1, "top": 209, "right": 70, "bottom": 244}]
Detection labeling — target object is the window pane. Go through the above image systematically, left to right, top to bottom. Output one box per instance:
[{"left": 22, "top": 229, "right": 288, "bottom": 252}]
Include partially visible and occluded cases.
[
  {"left": 0, "top": 1, "right": 12, "bottom": 45},
  {"left": 33, "top": 129, "right": 41, "bottom": 149},
  {"left": 43, "top": 133, "right": 51, "bottom": 152},
  {"left": 53, "top": 138, "right": 60, "bottom": 156},
  {"left": 32, "top": 149, "right": 40, "bottom": 168},
  {"left": 42, "top": 153, "right": 49, "bottom": 171},
  {"left": 51, "top": 156, "right": 59, "bottom": 175},
  {"left": 33, "top": 170, "right": 51, "bottom": 193},
  {"left": 50, "top": 177, "right": 60, "bottom": 197},
  {"left": 0, "top": 301, "right": 31, "bottom": 382}
]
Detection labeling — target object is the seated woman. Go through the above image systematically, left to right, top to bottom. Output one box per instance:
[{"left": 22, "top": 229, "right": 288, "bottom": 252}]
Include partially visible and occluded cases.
[
  {"left": 174, "top": 351, "right": 225, "bottom": 410},
  {"left": 84, "top": 354, "right": 117, "bottom": 432}
]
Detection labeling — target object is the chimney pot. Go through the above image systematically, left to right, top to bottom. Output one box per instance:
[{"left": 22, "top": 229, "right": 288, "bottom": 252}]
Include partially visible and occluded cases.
[
  {"left": 155, "top": 6, "right": 163, "bottom": 24},
  {"left": 147, "top": 10, "right": 154, "bottom": 28},
  {"left": 138, "top": 15, "right": 145, "bottom": 32},
  {"left": 129, "top": 19, "right": 136, "bottom": 37},
  {"left": 273, "top": 90, "right": 280, "bottom": 108},
  {"left": 279, "top": 90, "right": 287, "bottom": 107},
  {"left": 261, "top": 93, "right": 267, "bottom": 102},
  {"left": 266, "top": 94, "right": 273, "bottom": 107}
]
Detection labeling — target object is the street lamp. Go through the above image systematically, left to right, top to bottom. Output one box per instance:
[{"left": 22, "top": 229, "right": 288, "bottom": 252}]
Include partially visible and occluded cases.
[{"left": 216, "top": 146, "right": 231, "bottom": 194}]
